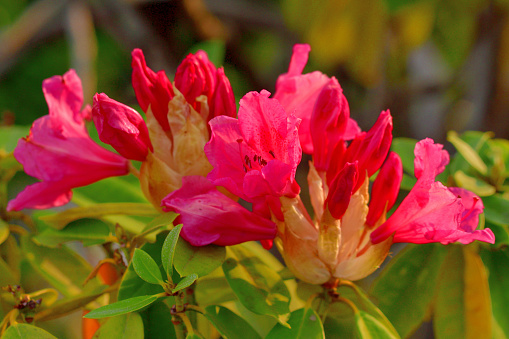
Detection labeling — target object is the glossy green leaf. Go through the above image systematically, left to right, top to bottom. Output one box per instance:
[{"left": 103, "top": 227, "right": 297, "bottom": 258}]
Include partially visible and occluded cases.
[
  {"left": 0, "top": 126, "right": 29, "bottom": 153},
  {"left": 448, "top": 131, "right": 488, "bottom": 175},
  {"left": 391, "top": 137, "right": 417, "bottom": 175},
  {"left": 453, "top": 170, "right": 496, "bottom": 196},
  {"left": 482, "top": 194, "right": 509, "bottom": 226},
  {"left": 140, "top": 212, "right": 178, "bottom": 240},
  {"left": 33, "top": 218, "right": 112, "bottom": 247},
  {"left": 0, "top": 219, "right": 9, "bottom": 245},
  {"left": 487, "top": 221, "right": 509, "bottom": 247},
  {"left": 161, "top": 224, "right": 183, "bottom": 276},
  {"left": 118, "top": 235, "right": 166, "bottom": 301},
  {"left": 21, "top": 237, "right": 95, "bottom": 297},
  {"left": 174, "top": 238, "right": 226, "bottom": 278},
  {"left": 371, "top": 244, "right": 447, "bottom": 338},
  {"left": 222, "top": 245, "right": 291, "bottom": 322},
  {"left": 433, "top": 247, "right": 492, "bottom": 338},
  {"left": 480, "top": 247, "right": 509, "bottom": 337},
  {"left": 132, "top": 249, "right": 164, "bottom": 285},
  {"left": 172, "top": 273, "right": 198, "bottom": 293},
  {"left": 195, "top": 276, "right": 237, "bottom": 305},
  {"left": 311, "top": 282, "right": 399, "bottom": 339},
  {"left": 85, "top": 295, "right": 160, "bottom": 319},
  {"left": 143, "top": 302, "right": 177, "bottom": 339},
  {"left": 204, "top": 305, "right": 261, "bottom": 339},
  {"left": 266, "top": 307, "right": 324, "bottom": 339},
  {"left": 355, "top": 311, "right": 398, "bottom": 339},
  {"left": 93, "top": 312, "right": 144, "bottom": 338},
  {"left": 2, "top": 323, "right": 57, "bottom": 339},
  {"left": 186, "top": 334, "right": 203, "bottom": 339}
]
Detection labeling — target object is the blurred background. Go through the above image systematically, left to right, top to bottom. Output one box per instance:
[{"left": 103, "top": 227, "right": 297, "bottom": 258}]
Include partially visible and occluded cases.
[
  {"left": 1, "top": 0, "right": 509, "bottom": 142},
  {"left": 1, "top": 1, "right": 508, "bottom": 338}
]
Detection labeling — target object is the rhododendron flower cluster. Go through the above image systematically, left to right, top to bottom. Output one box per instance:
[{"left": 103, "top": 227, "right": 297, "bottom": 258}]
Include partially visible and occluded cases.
[{"left": 8, "top": 44, "right": 494, "bottom": 286}]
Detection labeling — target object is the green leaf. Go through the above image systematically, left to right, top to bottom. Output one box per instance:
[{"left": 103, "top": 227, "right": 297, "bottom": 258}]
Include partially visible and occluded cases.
[
  {"left": 0, "top": 126, "right": 29, "bottom": 153},
  {"left": 448, "top": 131, "right": 488, "bottom": 175},
  {"left": 391, "top": 137, "right": 417, "bottom": 175},
  {"left": 453, "top": 170, "right": 496, "bottom": 196},
  {"left": 482, "top": 194, "right": 509, "bottom": 226},
  {"left": 39, "top": 203, "right": 158, "bottom": 230},
  {"left": 140, "top": 212, "right": 178, "bottom": 240},
  {"left": 33, "top": 218, "right": 112, "bottom": 247},
  {"left": 0, "top": 219, "right": 9, "bottom": 245},
  {"left": 487, "top": 221, "right": 509, "bottom": 248},
  {"left": 161, "top": 224, "right": 183, "bottom": 277},
  {"left": 118, "top": 235, "right": 166, "bottom": 301},
  {"left": 21, "top": 237, "right": 96, "bottom": 297},
  {"left": 174, "top": 238, "right": 226, "bottom": 278},
  {"left": 371, "top": 244, "right": 447, "bottom": 338},
  {"left": 222, "top": 245, "right": 291, "bottom": 322},
  {"left": 433, "top": 247, "right": 492, "bottom": 338},
  {"left": 480, "top": 247, "right": 509, "bottom": 337},
  {"left": 132, "top": 249, "right": 164, "bottom": 285},
  {"left": 0, "top": 256, "right": 18, "bottom": 286},
  {"left": 172, "top": 273, "right": 198, "bottom": 293},
  {"left": 195, "top": 276, "right": 237, "bottom": 305},
  {"left": 311, "top": 282, "right": 399, "bottom": 339},
  {"left": 34, "top": 287, "right": 107, "bottom": 322},
  {"left": 85, "top": 295, "right": 160, "bottom": 319},
  {"left": 143, "top": 302, "right": 177, "bottom": 339},
  {"left": 204, "top": 305, "right": 262, "bottom": 339},
  {"left": 266, "top": 307, "right": 324, "bottom": 339},
  {"left": 355, "top": 311, "right": 398, "bottom": 339},
  {"left": 93, "top": 312, "right": 144, "bottom": 338},
  {"left": 2, "top": 323, "right": 57, "bottom": 339}
]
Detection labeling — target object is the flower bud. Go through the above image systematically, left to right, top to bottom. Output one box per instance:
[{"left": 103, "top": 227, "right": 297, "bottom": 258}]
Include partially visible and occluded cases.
[
  {"left": 131, "top": 49, "right": 174, "bottom": 131},
  {"left": 174, "top": 50, "right": 217, "bottom": 110},
  {"left": 209, "top": 67, "right": 236, "bottom": 120},
  {"left": 92, "top": 93, "right": 152, "bottom": 161},
  {"left": 366, "top": 152, "right": 402, "bottom": 227}
]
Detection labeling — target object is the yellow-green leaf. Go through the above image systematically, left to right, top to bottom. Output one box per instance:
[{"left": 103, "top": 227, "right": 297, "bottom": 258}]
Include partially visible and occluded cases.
[
  {"left": 448, "top": 131, "right": 488, "bottom": 175},
  {"left": 453, "top": 170, "right": 496, "bottom": 196}
]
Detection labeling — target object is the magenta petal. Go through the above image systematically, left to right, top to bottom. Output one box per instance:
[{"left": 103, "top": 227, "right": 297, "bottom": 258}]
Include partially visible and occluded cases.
[
  {"left": 274, "top": 45, "right": 330, "bottom": 154},
  {"left": 131, "top": 49, "right": 174, "bottom": 131},
  {"left": 8, "top": 70, "right": 129, "bottom": 211},
  {"left": 92, "top": 93, "right": 152, "bottom": 161},
  {"left": 205, "top": 116, "right": 245, "bottom": 197},
  {"left": 414, "top": 138, "right": 449, "bottom": 181},
  {"left": 371, "top": 139, "right": 495, "bottom": 245},
  {"left": 366, "top": 152, "right": 402, "bottom": 226},
  {"left": 327, "top": 162, "right": 358, "bottom": 219},
  {"left": 162, "top": 176, "right": 277, "bottom": 246},
  {"left": 7, "top": 182, "right": 72, "bottom": 211},
  {"left": 448, "top": 187, "right": 484, "bottom": 233}
]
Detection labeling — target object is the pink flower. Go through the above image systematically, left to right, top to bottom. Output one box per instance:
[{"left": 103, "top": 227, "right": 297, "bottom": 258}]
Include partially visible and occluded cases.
[
  {"left": 274, "top": 44, "right": 360, "bottom": 154},
  {"left": 7, "top": 70, "right": 129, "bottom": 211},
  {"left": 205, "top": 90, "right": 301, "bottom": 200},
  {"left": 92, "top": 93, "right": 152, "bottom": 161},
  {"left": 371, "top": 139, "right": 495, "bottom": 245},
  {"left": 162, "top": 176, "right": 276, "bottom": 246}
]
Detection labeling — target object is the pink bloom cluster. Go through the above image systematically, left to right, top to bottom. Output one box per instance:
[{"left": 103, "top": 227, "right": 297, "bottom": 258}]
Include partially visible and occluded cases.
[{"left": 9, "top": 44, "right": 494, "bottom": 283}]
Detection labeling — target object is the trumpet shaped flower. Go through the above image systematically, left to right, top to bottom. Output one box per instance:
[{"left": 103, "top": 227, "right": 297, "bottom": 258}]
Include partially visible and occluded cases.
[
  {"left": 7, "top": 70, "right": 129, "bottom": 211},
  {"left": 370, "top": 139, "right": 495, "bottom": 245}
]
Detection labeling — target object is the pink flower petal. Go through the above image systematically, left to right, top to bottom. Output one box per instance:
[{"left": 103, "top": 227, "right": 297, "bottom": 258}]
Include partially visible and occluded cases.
[
  {"left": 371, "top": 139, "right": 494, "bottom": 245},
  {"left": 162, "top": 176, "right": 276, "bottom": 246}
]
